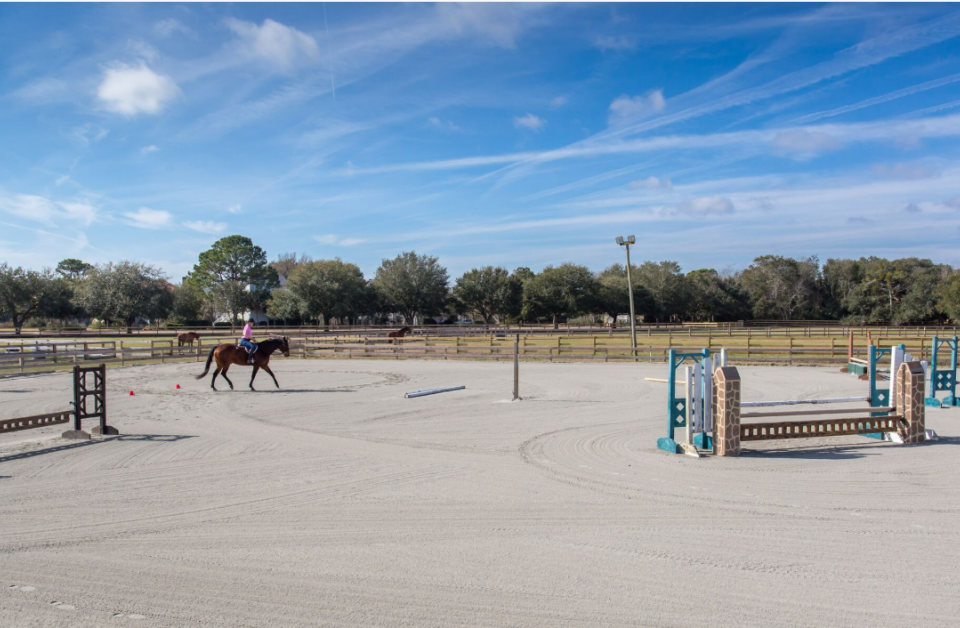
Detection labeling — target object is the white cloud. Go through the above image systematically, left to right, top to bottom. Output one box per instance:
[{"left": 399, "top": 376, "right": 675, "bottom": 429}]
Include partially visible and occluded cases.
[
  {"left": 435, "top": 3, "right": 542, "bottom": 48},
  {"left": 154, "top": 18, "right": 196, "bottom": 39},
  {"left": 226, "top": 18, "right": 320, "bottom": 72},
  {"left": 595, "top": 35, "right": 636, "bottom": 51},
  {"left": 97, "top": 63, "right": 181, "bottom": 117},
  {"left": 608, "top": 90, "right": 666, "bottom": 125},
  {"left": 549, "top": 96, "right": 568, "bottom": 109},
  {"left": 514, "top": 113, "right": 545, "bottom": 132},
  {"left": 773, "top": 129, "right": 842, "bottom": 158},
  {"left": 140, "top": 145, "right": 159, "bottom": 155},
  {"left": 629, "top": 176, "right": 673, "bottom": 190},
  {"left": 0, "top": 194, "right": 98, "bottom": 227},
  {"left": 672, "top": 195, "right": 735, "bottom": 217},
  {"left": 57, "top": 202, "right": 98, "bottom": 226},
  {"left": 228, "top": 204, "right": 243, "bottom": 214},
  {"left": 123, "top": 207, "right": 173, "bottom": 229},
  {"left": 183, "top": 220, "right": 227, "bottom": 235},
  {"left": 314, "top": 234, "right": 363, "bottom": 246}
]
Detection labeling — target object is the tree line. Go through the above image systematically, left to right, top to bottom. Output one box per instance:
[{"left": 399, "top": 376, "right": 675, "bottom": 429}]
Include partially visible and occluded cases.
[{"left": 1, "top": 234, "right": 957, "bottom": 333}]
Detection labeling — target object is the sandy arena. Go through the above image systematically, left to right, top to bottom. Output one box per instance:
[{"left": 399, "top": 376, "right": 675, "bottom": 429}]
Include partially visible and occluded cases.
[{"left": 1, "top": 358, "right": 959, "bottom": 627}]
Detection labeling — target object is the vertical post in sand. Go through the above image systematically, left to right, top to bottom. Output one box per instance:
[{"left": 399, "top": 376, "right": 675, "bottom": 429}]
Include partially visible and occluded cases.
[{"left": 513, "top": 334, "right": 520, "bottom": 401}]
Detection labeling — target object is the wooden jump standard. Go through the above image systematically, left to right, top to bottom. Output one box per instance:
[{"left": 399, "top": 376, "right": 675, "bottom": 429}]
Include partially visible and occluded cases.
[
  {"left": 713, "top": 360, "right": 928, "bottom": 456},
  {"left": 0, "top": 364, "right": 116, "bottom": 440}
]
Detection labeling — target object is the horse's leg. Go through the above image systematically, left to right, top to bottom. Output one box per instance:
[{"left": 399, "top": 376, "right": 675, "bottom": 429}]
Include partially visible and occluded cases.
[
  {"left": 262, "top": 364, "right": 280, "bottom": 389},
  {"left": 221, "top": 365, "right": 234, "bottom": 390},
  {"left": 249, "top": 365, "right": 259, "bottom": 391},
  {"left": 210, "top": 367, "right": 220, "bottom": 391}
]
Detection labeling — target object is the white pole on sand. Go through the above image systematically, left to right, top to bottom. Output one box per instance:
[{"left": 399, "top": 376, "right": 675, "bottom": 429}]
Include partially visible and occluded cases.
[{"left": 513, "top": 333, "right": 520, "bottom": 401}]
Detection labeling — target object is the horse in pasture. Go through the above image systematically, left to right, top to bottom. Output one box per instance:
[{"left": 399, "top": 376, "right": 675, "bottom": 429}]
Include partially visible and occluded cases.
[
  {"left": 387, "top": 326, "right": 412, "bottom": 344},
  {"left": 178, "top": 332, "right": 201, "bottom": 346},
  {"left": 195, "top": 336, "right": 291, "bottom": 391}
]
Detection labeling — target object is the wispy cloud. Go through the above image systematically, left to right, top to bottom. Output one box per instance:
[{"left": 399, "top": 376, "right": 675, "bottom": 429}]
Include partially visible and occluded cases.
[
  {"left": 154, "top": 18, "right": 196, "bottom": 39},
  {"left": 225, "top": 18, "right": 321, "bottom": 72},
  {"left": 594, "top": 35, "right": 636, "bottom": 51},
  {"left": 97, "top": 63, "right": 180, "bottom": 116},
  {"left": 791, "top": 71, "right": 960, "bottom": 124},
  {"left": 10, "top": 78, "right": 70, "bottom": 104},
  {"left": 608, "top": 90, "right": 666, "bottom": 125},
  {"left": 549, "top": 96, "right": 568, "bottom": 109},
  {"left": 514, "top": 113, "right": 545, "bottom": 132},
  {"left": 427, "top": 116, "right": 461, "bottom": 131},
  {"left": 70, "top": 123, "right": 109, "bottom": 145},
  {"left": 773, "top": 129, "right": 843, "bottom": 159},
  {"left": 140, "top": 145, "right": 159, "bottom": 155},
  {"left": 629, "top": 176, "right": 673, "bottom": 190},
  {"left": 0, "top": 193, "right": 98, "bottom": 227},
  {"left": 671, "top": 195, "right": 735, "bottom": 217},
  {"left": 228, "top": 204, "right": 243, "bottom": 214},
  {"left": 122, "top": 207, "right": 173, "bottom": 229},
  {"left": 183, "top": 220, "right": 227, "bottom": 235},
  {"left": 314, "top": 234, "right": 364, "bottom": 246}
]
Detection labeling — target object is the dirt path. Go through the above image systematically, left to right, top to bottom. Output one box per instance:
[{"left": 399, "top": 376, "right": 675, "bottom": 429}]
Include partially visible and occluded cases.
[{"left": 2, "top": 360, "right": 958, "bottom": 627}]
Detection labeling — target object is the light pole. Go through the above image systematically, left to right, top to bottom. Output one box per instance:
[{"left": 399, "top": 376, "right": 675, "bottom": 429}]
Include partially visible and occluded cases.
[{"left": 615, "top": 235, "right": 637, "bottom": 350}]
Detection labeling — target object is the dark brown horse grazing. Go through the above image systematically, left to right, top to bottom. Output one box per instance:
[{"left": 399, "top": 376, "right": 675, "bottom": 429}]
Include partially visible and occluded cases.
[
  {"left": 387, "top": 326, "right": 412, "bottom": 344},
  {"left": 178, "top": 332, "right": 201, "bottom": 346},
  {"left": 195, "top": 336, "right": 291, "bottom": 391}
]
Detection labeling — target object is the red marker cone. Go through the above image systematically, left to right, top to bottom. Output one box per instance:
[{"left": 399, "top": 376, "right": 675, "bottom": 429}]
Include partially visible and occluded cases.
[
  {"left": 175, "top": 384, "right": 181, "bottom": 389},
  {"left": 129, "top": 390, "right": 135, "bottom": 396}
]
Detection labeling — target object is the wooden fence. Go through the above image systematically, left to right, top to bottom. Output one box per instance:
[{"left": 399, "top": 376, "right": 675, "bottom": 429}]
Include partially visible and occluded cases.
[{"left": 2, "top": 329, "right": 956, "bottom": 378}]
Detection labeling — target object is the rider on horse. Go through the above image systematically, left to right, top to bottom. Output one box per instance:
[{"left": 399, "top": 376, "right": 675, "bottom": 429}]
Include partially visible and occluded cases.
[{"left": 240, "top": 318, "right": 257, "bottom": 363}]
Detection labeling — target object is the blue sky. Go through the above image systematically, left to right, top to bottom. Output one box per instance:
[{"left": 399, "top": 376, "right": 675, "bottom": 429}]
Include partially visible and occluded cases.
[{"left": 2, "top": 3, "right": 960, "bottom": 281}]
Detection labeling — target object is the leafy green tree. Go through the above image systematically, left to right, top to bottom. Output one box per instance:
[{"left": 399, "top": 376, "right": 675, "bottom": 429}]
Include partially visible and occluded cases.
[
  {"left": 191, "top": 235, "right": 278, "bottom": 329},
  {"left": 372, "top": 251, "right": 449, "bottom": 324},
  {"left": 271, "top": 252, "right": 312, "bottom": 281},
  {"left": 740, "top": 255, "right": 819, "bottom": 320},
  {"left": 845, "top": 257, "right": 944, "bottom": 323},
  {"left": 55, "top": 258, "right": 93, "bottom": 281},
  {"left": 820, "top": 258, "right": 861, "bottom": 320},
  {"left": 285, "top": 259, "right": 369, "bottom": 324},
  {"left": 635, "top": 261, "right": 689, "bottom": 322},
  {"left": 76, "top": 262, "right": 173, "bottom": 327},
  {"left": 0, "top": 263, "right": 52, "bottom": 334},
  {"left": 522, "top": 263, "right": 598, "bottom": 327},
  {"left": 596, "top": 264, "right": 653, "bottom": 326},
  {"left": 453, "top": 266, "right": 521, "bottom": 324},
  {"left": 684, "top": 269, "right": 748, "bottom": 322},
  {"left": 939, "top": 270, "right": 960, "bottom": 323},
  {"left": 39, "top": 276, "right": 78, "bottom": 325},
  {"left": 169, "top": 276, "right": 209, "bottom": 324},
  {"left": 266, "top": 287, "right": 303, "bottom": 325}
]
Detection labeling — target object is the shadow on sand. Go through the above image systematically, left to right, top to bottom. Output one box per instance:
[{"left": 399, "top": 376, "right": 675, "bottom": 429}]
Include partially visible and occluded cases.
[
  {"left": 217, "top": 388, "right": 356, "bottom": 394},
  {"left": 0, "top": 433, "right": 195, "bottom": 464},
  {"left": 743, "top": 436, "right": 955, "bottom": 460}
]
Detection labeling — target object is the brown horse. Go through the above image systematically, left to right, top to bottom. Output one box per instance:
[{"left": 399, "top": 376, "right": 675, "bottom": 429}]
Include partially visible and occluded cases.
[
  {"left": 387, "top": 326, "right": 412, "bottom": 344},
  {"left": 178, "top": 332, "right": 201, "bottom": 346},
  {"left": 195, "top": 336, "right": 291, "bottom": 391}
]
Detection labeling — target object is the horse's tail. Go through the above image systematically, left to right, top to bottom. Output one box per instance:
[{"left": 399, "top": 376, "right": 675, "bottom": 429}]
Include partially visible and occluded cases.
[{"left": 196, "top": 346, "right": 217, "bottom": 379}]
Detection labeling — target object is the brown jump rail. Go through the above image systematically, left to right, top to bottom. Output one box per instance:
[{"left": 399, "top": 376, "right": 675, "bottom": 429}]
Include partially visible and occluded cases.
[
  {"left": 0, "top": 410, "right": 73, "bottom": 434},
  {"left": 741, "top": 416, "right": 901, "bottom": 441}
]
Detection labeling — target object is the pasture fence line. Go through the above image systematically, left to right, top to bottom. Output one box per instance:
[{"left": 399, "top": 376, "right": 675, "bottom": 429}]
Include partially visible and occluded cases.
[{"left": 0, "top": 329, "right": 953, "bottom": 377}]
